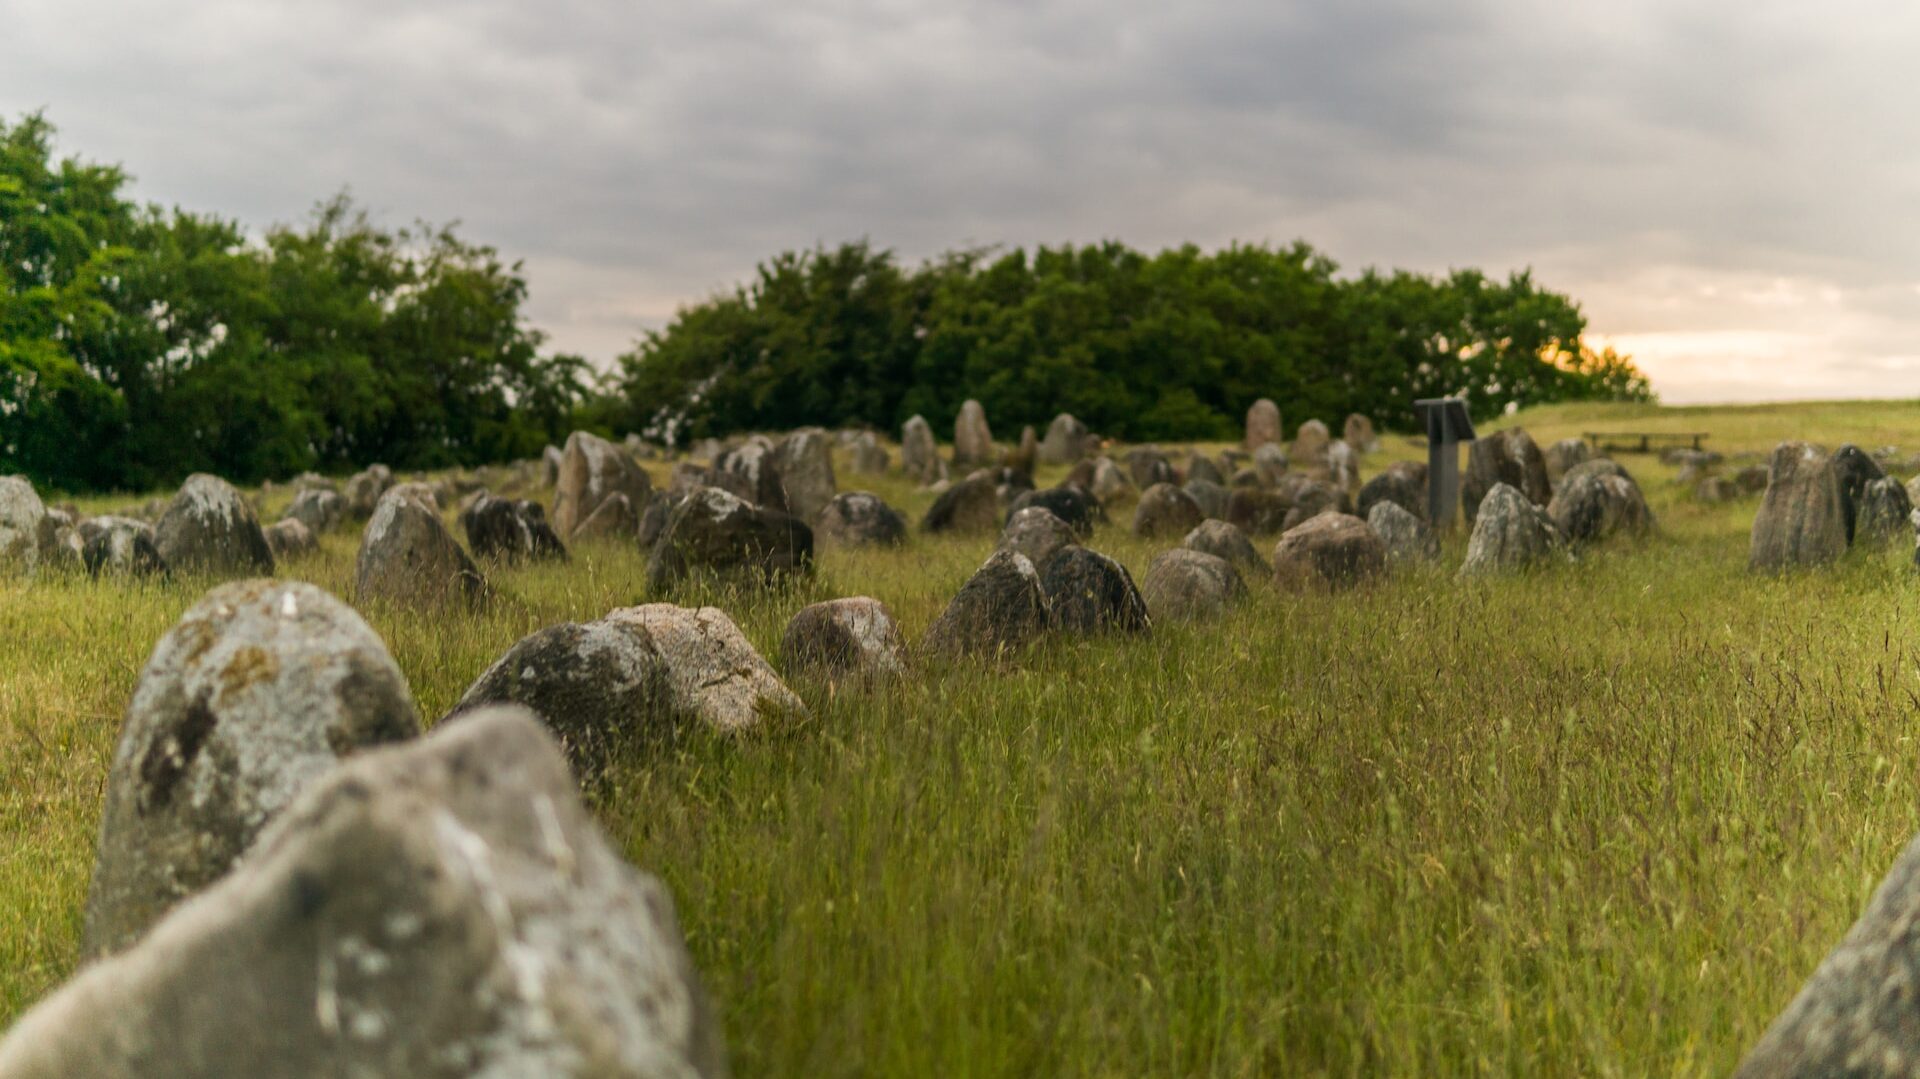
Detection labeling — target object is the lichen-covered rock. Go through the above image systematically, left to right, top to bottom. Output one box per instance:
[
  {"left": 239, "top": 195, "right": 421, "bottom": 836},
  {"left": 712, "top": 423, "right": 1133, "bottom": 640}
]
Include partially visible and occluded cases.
[
  {"left": 1245, "top": 398, "right": 1281, "bottom": 449},
  {"left": 954, "top": 399, "right": 994, "bottom": 467},
  {"left": 1041, "top": 413, "right": 1093, "bottom": 464},
  {"left": 1343, "top": 413, "right": 1378, "bottom": 453},
  {"left": 901, "top": 414, "right": 941, "bottom": 484},
  {"left": 1289, "top": 419, "right": 1332, "bottom": 466},
  {"left": 770, "top": 427, "right": 838, "bottom": 522},
  {"left": 1464, "top": 428, "right": 1551, "bottom": 525},
  {"left": 553, "top": 431, "right": 652, "bottom": 539},
  {"left": 849, "top": 431, "right": 889, "bottom": 475},
  {"left": 1545, "top": 438, "right": 1592, "bottom": 479},
  {"left": 711, "top": 441, "right": 788, "bottom": 513},
  {"left": 1253, "top": 442, "right": 1289, "bottom": 486},
  {"left": 1750, "top": 442, "right": 1849, "bottom": 571},
  {"left": 1125, "top": 446, "right": 1177, "bottom": 489},
  {"left": 1357, "top": 461, "right": 1427, "bottom": 521},
  {"left": 342, "top": 463, "right": 393, "bottom": 518},
  {"left": 1547, "top": 467, "right": 1653, "bottom": 544},
  {"left": 921, "top": 473, "right": 1001, "bottom": 534},
  {"left": 154, "top": 474, "right": 275, "bottom": 578},
  {"left": 0, "top": 475, "right": 56, "bottom": 575},
  {"left": 1857, "top": 475, "right": 1914, "bottom": 545},
  {"left": 1279, "top": 477, "right": 1347, "bottom": 533},
  {"left": 1184, "top": 478, "right": 1229, "bottom": 521},
  {"left": 1132, "top": 482, "right": 1205, "bottom": 539},
  {"left": 1461, "top": 482, "right": 1563, "bottom": 576},
  {"left": 1007, "top": 485, "right": 1104, "bottom": 538},
  {"left": 645, "top": 486, "right": 813, "bottom": 592},
  {"left": 281, "top": 488, "right": 345, "bottom": 535},
  {"left": 572, "top": 490, "right": 639, "bottom": 543},
  {"left": 355, "top": 491, "right": 487, "bottom": 608},
  {"left": 637, "top": 491, "right": 683, "bottom": 549},
  {"left": 816, "top": 491, "right": 907, "bottom": 548},
  {"left": 460, "top": 494, "right": 568, "bottom": 562},
  {"left": 1367, "top": 501, "right": 1438, "bottom": 563},
  {"left": 999, "top": 506, "right": 1077, "bottom": 567},
  {"left": 1271, "top": 513, "right": 1386, "bottom": 591},
  {"left": 79, "top": 516, "right": 167, "bottom": 578},
  {"left": 261, "top": 518, "right": 317, "bottom": 561},
  {"left": 1183, "top": 518, "right": 1265, "bottom": 577},
  {"left": 1039, "top": 545, "right": 1151, "bottom": 635},
  {"left": 1141, "top": 548, "right": 1244, "bottom": 622},
  {"left": 923, "top": 550, "right": 1053, "bottom": 658},
  {"left": 81, "top": 580, "right": 419, "bottom": 959},
  {"left": 782, "top": 597, "right": 908, "bottom": 680},
  {"left": 606, "top": 604, "right": 806, "bottom": 732},
  {"left": 7, "top": 707, "right": 724, "bottom": 1079},
  {"left": 1734, "top": 827, "right": 1920, "bottom": 1078}
]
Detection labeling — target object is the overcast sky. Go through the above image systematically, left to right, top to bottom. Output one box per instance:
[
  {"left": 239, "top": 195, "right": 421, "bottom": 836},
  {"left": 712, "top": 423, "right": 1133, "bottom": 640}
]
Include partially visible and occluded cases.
[{"left": 8, "top": 0, "right": 1920, "bottom": 403}]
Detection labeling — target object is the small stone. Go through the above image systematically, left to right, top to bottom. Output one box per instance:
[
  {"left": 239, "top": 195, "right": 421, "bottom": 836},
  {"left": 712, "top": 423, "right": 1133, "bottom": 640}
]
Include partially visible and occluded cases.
[
  {"left": 1040, "top": 413, "right": 1093, "bottom": 464},
  {"left": 1343, "top": 414, "right": 1378, "bottom": 453},
  {"left": 901, "top": 415, "right": 941, "bottom": 484},
  {"left": 1464, "top": 429, "right": 1551, "bottom": 525},
  {"left": 1749, "top": 442, "right": 1848, "bottom": 571},
  {"left": 1357, "top": 461, "right": 1427, "bottom": 521},
  {"left": 342, "top": 464, "right": 393, "bottom": 518},
  {"left": 154, "top": 474, "right": 275, "bottom": 578},
  {"left": 921, "top": 474, "right": 1002, "bottom": 534},
  {"left": 0, "top": 476, "right": 56, "bottom": 575},
  {"left": 1184, "top": 478, "right": 1229, "bottom": 520},
  {"left": 1132, "top": 482, "right": 1206, "bottom": 538},
  {"left": 1461, "top": 482, "right": 1563, "bottom": 576},
  {"left": 646, "top": 486, "right": 813, "bottom": 592},
  {"left": 1007, "top": 486, "right": 1104, "bottom": 538},
  {"left": 281, "top": 488, "right": 345, "bottom": 535},
  {"left": 354, "top": 490, "right": 487, "bottom": 609},
  {"left": 572, "top": 490, "right": 639, "bottom": 543},
  {"left": 817, "top": 491, "right": 908, "bottom": 548},
  {"left": 460, "top": 494, "right": 568, "bottom": 562},
  {"left": 1367, "top": 501, "right": 1437, "bottom": 563},
  {"left": 998, "top": 506, "right": 1078, "bottom": 568},
  {"left": 1271, "top": 513, "right": 1386, "bottom": 591},
  {"left": 79, "top": 517, "right": 167, "bottom": 578},
  {"left": 261, "top": 518, "right": 317, "bottom": 560},
  {"left": 1183, "top": 519, "right": 1265, "bottom": 577},
  {"left": 1038, "top": 545, "right": 1150, "bottom": 635},
  {"left": 1140, "top": 548, "right": 1244, "bottom": 622},
  {"left": 922, "top": 550, "right": 1052, "bottom": 658},
  {"left": 782, "top": 597, "right": 908, "bottom": 680}
]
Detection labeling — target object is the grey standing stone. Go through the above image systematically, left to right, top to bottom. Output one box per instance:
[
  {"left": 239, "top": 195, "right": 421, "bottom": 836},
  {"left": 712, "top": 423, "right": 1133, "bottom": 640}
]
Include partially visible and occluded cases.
[
  {"left": 1245, "top": 398, "right": 1282, "bottom": 449},
  {"left": 954, "top": 399, "right": 994, "bottom": 467},
  {"left": 1040, "top": 413, "right": 1092, "bottom": 464},
  {"left": 901, "top": 414, "right": 941, "bottom": 484},
  {"left": 1343, "top": 414, "right": 1378, "bottom": 453},
  {"left": 1289, "top": 419, "right": 1332, "bottom": 466},
  {"left": 1005, "top": 425, "right": 1039, "bottom": 476},
  {"left": 770, "top": 426, "right": 838, "bottom": 522},
  {"left": 1463, "top": 428, "right": 1551, "bottom": 525},
  {"left": 553, "top": 430, "right": 653, "bottom": 538},
  {"left": 849, "top": 432, "right": 890, "bottom": 475},
  {"left": 1544, "top": 438, "right": 1592, "bottom": 479},
  {"left": 1253, "top": 442, "right": 1289, "bottom": 486},
  {"left": 1750, "top": 442, "right": 1849, "bottom": 571},
  {"left": 1834, "top": 443, "right": 1890, "bottom": 545},
  {"left": 1125, "top": 446, "right": 1177, "bottom": 489},
  {"left": 1185, "top": 453, "right": 1225, "bottom": 486},
  {"left": 1090, "top": 457, "right": 1134, "bottom": 504},
  {"left": 1358, "top": 460, "right": 1427, "bottom": 521},
  {"left": 342, "top": 463, "right": 393, "bottom": 518},
  {"left": 1548, "top": 466, "right": 1653, "bottom": 544},
  {"left": 921, "top": 473, "right": 1002, "bottom": 534},
  {"left": 154, "top": 474, "right": 275, "bottom": 578},
  {"left": 0, "top": 475, "right": 55, "bottom": 575},
  {"left": 1279, "top": 476, "right": 1348, "bottom": 533},
  {"left": 1856, "top": 476, "right": 1913, "bottom": 545},
  {"left": 1184, "top": 478, "right": 1229, "bottom": 520},
  {"left": 1132, "top": 482, "right": 1206, "bottom": 538},
  {"left": 1460, "top": 482, "right": 1563, "bottom": 576},
  {"left": 1007, "top": 485, "right": 1104, "bottom": 537},
  {"left": 645, "top": 486, "right": 813, "bottom": 592},
  {"left": 282, "top": 488, "right": 345, "bottom": 535},
  {"left": 1226, "top": 488, "right": 1291, "bottom": 536},
  {"left": 354, "top": 490, "right": 487, "bottom": 609},
  {"left": 572, "top": 491, "right": 639, "bottom": 543},
  {"left": 816, "top": 491, "right": 908, "bottom": 548},
  {"left": 460, "top": 494, "right": 568, "bottom": 562},
  {"left": 1367, "top": 501, "right": 1437, "bottom": 563},
  {"left": 999, "top": 506, "right": 1077, "bottom": 567},
  {"left": 1271, "top": 513, "right": 1385, "bottom": 591},
  {"left": 80, "top": 516, "right": 167, "bottom": 578},
  {"left": 262, "top": 518, "right": 317, "bottom": 561},
  {"left": 1183, "top": 518, "right": 1265, "bottom": 577},
  {"left": 1039, "top": 545, "right": 1150, "bottom": 636},
  {"left": 1140, "top": 548, "right": 1244, "bottom": 622},
  {"left": 923, "top": 549, "right": 1053, "bottom": 658},
  {"left": 82, "top": 580, "right": 419, "bottom": 959},
  {"left": 782, "top": 597, "right": 909, "bottom": 680},
  {"left": 606, "top": 604, "right": 807, "bottom": 732},
  {"left": 7, "top": 706, "right": 724, "bottom": 1079}
]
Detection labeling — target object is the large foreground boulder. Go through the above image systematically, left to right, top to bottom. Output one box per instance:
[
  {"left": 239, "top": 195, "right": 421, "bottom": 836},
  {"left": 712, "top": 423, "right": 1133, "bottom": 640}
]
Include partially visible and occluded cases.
[
  {"left": 1464, "top": 428, "right": 1551, "bottom": 525},
  {"left": 553, "top": 430, "right": 652, "bottom": 538},
  {"left": 1750, "top": 442, "right": 1849, "bottom": 571},
  {"left": 154, "top": 474, "right": 275, "bottom": 577},
  {"left": 1460, "top": 482, "right": 1563, "bottom": 576},
  {"left": 646, "top": 486, "right": 813, "bottom": 591},
  {"left": 355, "top": 491, "right": 487, "bottom": 608},
  {"left": 816, "top": 491, "right": 907, "bottom": 548},
  {"left": 1271, "top": 513, "right": 1385, "bottom": 591},
  {"left": 79, "top": 516, "right": 167, "bottom": 578},
  {"left": 1039, "top": 545, "right": 1150, "bottom": 635},
  {"left": 1140, "top": 548, "right": 1244, "bottom": 622},
  {"left": 923, "top": 550, "right": 1053, "bottom": 658},
  {"left": 82, "top": 580, "right": 419, "bottom": 959},
  {"left": 782, "top": 597, "right": 909, "bottom": 680},
  {"left": 2, "top": 707, "right": 725, "bottom": 1078},
  {"left": 1735, "top": 828, "right": 1920, "bottom": 1078}
]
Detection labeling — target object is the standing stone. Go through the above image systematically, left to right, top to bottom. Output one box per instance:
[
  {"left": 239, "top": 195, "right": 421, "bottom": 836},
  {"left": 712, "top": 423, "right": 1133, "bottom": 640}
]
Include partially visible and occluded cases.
[
  {"left": 1245, "top": 398, "right": 1282, "bottom": 449},
  {"left": 954, "top": 399, "right": 994, "bottom": 467},
  {"left": 1040, "top": 413, "right": 1092, "bottom": 464},
  {"left": 1343, "top": 414, "right": 1378, "bottom": 453},
  {"left": 901, "top": 415, "right": 941, "bottom": 484},
  {"left": 1289, "top": 419, "right": 1332, "bottom": 466},
  {"left": 1004, "top": 425, "right": 1039, "bottom": 476},
  {"left": 771, "top": 427, "right": 838, "bottom": 522},
  {"left": 1463, "top": 428, "right": 1551, "bottom": 525},
  {"left": 553, "top": 430, "right": 653, "bottom": 538},
  {"left": 850, "top": 432, "right": 890, "bottom": 475},
  {"left": 1544, "top": 438, "right": 1593, "bottom": 480},
  {"left": 1325, "top": 440, "right": 1362, "bottom": 496},
  {"left": 1750, "top": 442, "right": 1849, "bottom": 571},
  {"left": 540, "top": 443, "right": 563, "bottom": 486},
  {"left": 1253, "top": 443, "right": 1290, "bottom": 486},
  {"left": 1833, "top": 443, "right": 1889, "bottom": 544},
  {"left": 1125, "top": 446, "right": 1177, "bottom": 489},
  {"left": 1186, "top": 453, "right": 1225, "bottom": 486},
  {"left": 1090, "top": 457, "right": 1134, "bottom": 504},
  {"left": 1358, "top": 461, "right": 1428, "bottom": 521},
  {"left": 342, "top": 464, "right": 393, "bottom": 518},
  {"left": 1548, "top": 466, "right": 1654, "bottom": 544},
  {"left": 154, "top": 474, "right": 274, "bottom": 578},
  {"left": 921, "top": 474, "right": 1002, "bottom": 534},
  {"left": 0, "top": 475, "right": 55, "bottom": 574},
  {"left": 1856, "top": 475, "right": 1914, "bottom": 545},
  {"left": 1279, "top": 476, "right": 1348, "bottom": 533},
  {"left": 1184, "top": 478, "right": 1229, "bottom": 521},
  {"left": 1132, "top": 482, "right": 1206, "bottom": 538},
  {"left": 1460, "top": 482, "right": 1563, "bottom": 576},
  {"left": 645, "top": 486, "right": 813, "bottom": 592},
  {"left": 1007, "top": 486, "right": 1104, "bottom": 537},
  {"left": 281, "top": 488, "right": 345, "bottom": 535},
  {"left": 1226, "top": 488, "right": 1291, "bottom": 536},
  {"left": 355, "top": 490, "right": 487, "bottom": 609},
  {"left": 572, "top": 491, "right": 639, "bottom": 543},
  {"left": 816, "top": 491, "right": 908, "bottom": 548},
  {"left": 460, "top": 494, "right": 568, "bottom": 562},
  {"left": 1367, "top": 501, "right": 1438, "bottom": 563},
  {"left": 999, "top": 506, "right": 1077, "bottom": 567},
  {"left": 1271, "top": 513, "right": 1386, "bottom": 591},
  {"left": 79, "top": 517, "right": 167, "bottom": 578},
  {"left": 261, "top": 518, "right": 317, "bottom": 561},
  {"left": 1184, "top": 519, "right": 1266, "bottom": 578},
  {"left": 1039, "top": 545, "right": 1150, "bottom": 635},
  {"left": 1141, "top": 548, "right": 1244, "bottom": 622},
  {"left": 922, "top": 550, "right": 1053, "bottom": 658},
  {"left": 82, "top": 580, "right": 419, "bottom": 959},
  {"left": 782, "top": 597, "right": 909, "bottom": 680},
  {"left": 606, "top": 604, "right": 807, "bottom": 732},
  {"left": 9, "top": 707, "right": 724, "bottom": 1079},
  {"left": 1734, "top": 828, "right": 1920, "bottom": 1078}
]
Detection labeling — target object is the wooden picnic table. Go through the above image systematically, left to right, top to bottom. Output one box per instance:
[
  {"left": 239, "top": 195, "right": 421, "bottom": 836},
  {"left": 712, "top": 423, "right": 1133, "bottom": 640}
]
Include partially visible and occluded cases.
[{"left": 1583, "top": 431, "right": 1709, "bottom": 454}]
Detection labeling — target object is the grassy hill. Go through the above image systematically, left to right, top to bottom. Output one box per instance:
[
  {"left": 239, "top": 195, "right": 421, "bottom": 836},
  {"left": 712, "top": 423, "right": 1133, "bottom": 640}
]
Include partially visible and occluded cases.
[{"left": 4, "top": 398, "right": 1919, "bottom": 1075}]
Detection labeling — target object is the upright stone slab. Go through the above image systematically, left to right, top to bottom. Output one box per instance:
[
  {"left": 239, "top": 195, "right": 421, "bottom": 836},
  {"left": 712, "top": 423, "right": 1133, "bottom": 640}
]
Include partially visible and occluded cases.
[
  {"left": 954, "top": 399, "right": 994, "bottom": 467},
  {"left": 1245, "top": 399, "right": 1282, "bottom": 449},
  {"left": 1040, "top": 413, "right": 1092, "bottom": 464},
  {"left": 1343, "top": 413, "right": 1378, "bottom": 453},
  {"left": 901, "top": 415, "right": 940, "bottom": 484},
  {"left": 1289, "top": 419, "right": 1332, "bottom": 466},
  {"left": 771, "top": 426, "right": 838, "bottom": 522},
  {"left": 1463, "top": 428, "right": 1551, "bottom": 525},
  {"left": 553, "top": 430, "right": 652, "bottom": 538},
  {"left": 849, "top": 431, "right": 889, "bottom": 475},
  {"left": 1545, "top": 438, "right": 1592, "bottom": 479},
  {"left": 1750, "top": 442, "right": 1848, "bottom": 571},
  {"left": 1358, "top": 461, "right": 1427, "bottom": 521},
  {"left": 342, "top": 464, "right": 393, "bottom": 518},
  {"left": 1548, "top": 466, "right": 1654, "bottom": 544},
  {"left": 154, "top": 474, "right": 274, "bottom": 578},
  {"left": 921, "top": 474, "right": 1001, "bottom": 534},
  {"left": 0, "top": 475, "right": 55, "bottom": 575},
  {"left": 1856, "top": 475, "right": 1913, "bottom": 545},
  {"left": 1132, "top": 482, "right": 1205, "bottom": 538},
  {"left": 1460, "top": 482, "right": 1563, "bottom": 576},
  {"left": 1009, "top": 485, "right": 1104, "bottom": 538},
  {"left": 645, "top": 486, "right": 813, "bottom": 592},
  {"left": 281, "top": 487, "right": 345, "bottom": 535},
  {"left": 355, "top": 490, "right": 487, "bottom": 609},
  {"left": 460, "top": 494, "right": 568, "bottom": 563},
  {"left": 999, "top": 506, "right": 1077, "bottom": 567},
  {"left": 262, "top": 518, "right": 317, "bottom": 561},
  {"left": 1039, "top": 545, "right": 1150, "bottom": 636},
  {"left": 1141, "top": 548, "right": 1244, "bottom": 622},
  {"left": 923, "top": 550, "right": 1053, "bottom": 658},
  {"left": 82, "top": 580, "right": 419, "bottom": 959},
  {"left": 2, "top": 707, "right": 725, "bottom": 1079}
]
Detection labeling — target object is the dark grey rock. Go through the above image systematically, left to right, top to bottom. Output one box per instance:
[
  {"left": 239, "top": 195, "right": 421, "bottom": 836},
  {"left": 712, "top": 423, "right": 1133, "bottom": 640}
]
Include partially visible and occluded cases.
[
  {"left": 1464, "top": 428, "right": 1551, "bottom": 525},
  {"left": 554, "top": 430, "right": 653, "bottom": 537},
  {"left": 1750, "top": 442, "right": 1849, "bottom": 571},
  {"left": 1357, "top": 461, "right": 1427, "bottom": 521},
  {"left": 154, "top": 474, "right": 274, "bottom": 578},
  {"left": 921, "top": 474, "right": 1001, "bottom": 534},
  {"left": 1132, "top": 482, "right": 1205, "bottom": 538},
  {"left": 1461, "top": 482, "right": 1563, "bottom": 576},
  {"left": 1007, "top": 485, "right": 1103, "bottom": 538},
  {"left": 645, "top": 486, "right": 813, "bottom": 591},
  {"left": 281, "top": 488, "right": 345, "bottom": 535},
  {"left": 354, "top": 491, "right": 487, "bottom": 609},
  {"left": 816, "top": 491, "right": 908, "bottom": 548},
  {"left": 460, "top": 494, "right": 568, "bottom": 562},
  {"left": 1367, "top": 501, "right": 1438, "bottom": 563},
  {"left": 999, "top": 506, "right": 1077, "bottom": 567},
  {"left": 80, "top": 516, "right": 167, "bottom": 578},
  {"left": 1183, "top": 518, "right": 1265, "bottom": 577},
  {"left": 1039, "top": 545, "right": 1150, "bottom": 636},
  {"left": 1140, "top": 548, "right": 1244, "bottom": 622},
  {"left": 922, "top": 550, "right": 1052, "bottom": 658},
  {"left": 782, "top": 597, "right": 908, "bottom": 680}
]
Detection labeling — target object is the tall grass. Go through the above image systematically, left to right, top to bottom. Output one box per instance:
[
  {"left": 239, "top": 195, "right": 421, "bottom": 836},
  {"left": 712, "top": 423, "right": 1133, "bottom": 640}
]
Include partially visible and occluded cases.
[{"left": 4, "top": 400, "right": 1920, "bottom": 1075}]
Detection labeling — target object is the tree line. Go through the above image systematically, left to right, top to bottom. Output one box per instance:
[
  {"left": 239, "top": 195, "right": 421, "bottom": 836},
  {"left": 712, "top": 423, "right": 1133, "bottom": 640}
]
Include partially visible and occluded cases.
[{"left": 3, "top": 112, "right": 1650, "bottom": 493}]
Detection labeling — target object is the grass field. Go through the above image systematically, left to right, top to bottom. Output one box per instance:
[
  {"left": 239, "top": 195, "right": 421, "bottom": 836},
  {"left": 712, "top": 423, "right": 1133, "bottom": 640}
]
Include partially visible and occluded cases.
[{"left": 5, "top": 399, "right": 1920, "bottom": 1075}]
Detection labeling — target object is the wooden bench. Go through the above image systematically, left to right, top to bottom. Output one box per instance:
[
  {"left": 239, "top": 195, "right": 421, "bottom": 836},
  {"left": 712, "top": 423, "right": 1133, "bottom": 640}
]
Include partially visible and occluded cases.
[{"left": 1583, "top": 431, "right": 1708, "bottom": 454}]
